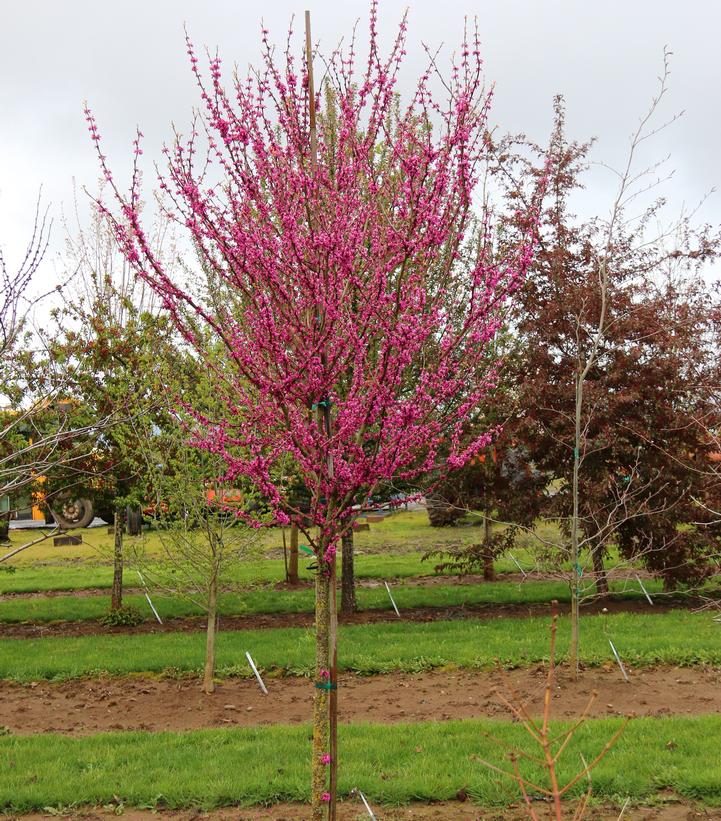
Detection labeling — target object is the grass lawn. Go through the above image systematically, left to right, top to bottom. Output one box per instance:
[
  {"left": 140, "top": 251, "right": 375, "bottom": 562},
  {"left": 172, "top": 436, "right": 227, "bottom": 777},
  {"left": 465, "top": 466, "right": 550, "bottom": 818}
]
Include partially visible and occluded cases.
[
  {"left": 4, "top": 510, "right": 584, "bottom": 570},
  {"left": 6, "top": 510, "right": 479, "bottom": 563},
  {"left": 2, "top": 511, "right": 634, "bottom": 595},
  {"left": 0, "top": 551, "right": 436, "bottom": 594},
  {"left": 0, "top": 578, "right": 665, "bottom": 624},
  {"left": 0, "top": 610, "right": 717, "bottom": 682},
  {"left": 1, "top": 716, "right": 720, "bottom": 811}
]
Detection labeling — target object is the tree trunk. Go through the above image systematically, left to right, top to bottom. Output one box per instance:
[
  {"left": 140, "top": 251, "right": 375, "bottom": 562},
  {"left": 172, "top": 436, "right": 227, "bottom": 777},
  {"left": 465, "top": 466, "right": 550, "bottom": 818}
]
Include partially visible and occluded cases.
[
  {"left": 569, "top": 372, "right": 583, "bottom": 679},
  {"left": 482, "top": 504, "right": 495, "bottom": 581},
  {"left": 126, "top": 505, "right": 142, "bottom": 536},
  {"left": 111, "top": 510, "right": 124, "bottom": 611},
  {"left": 0, "top": 513, "right": 9, "bottom": 545},
  {"left": 288, "top": 523, "right": 300, "bottom": 585},
  {"left": 340, "top": 529, "right": 356, "bottom": 614},
  {"left": 591, "top": 539, "right": 609, "bottom": 597},
  {"left": 311, "top": 564, "right": 331, "bottom": 820},
  {"left": 203, "top": 572, "right": 218, "bottom": 694}
]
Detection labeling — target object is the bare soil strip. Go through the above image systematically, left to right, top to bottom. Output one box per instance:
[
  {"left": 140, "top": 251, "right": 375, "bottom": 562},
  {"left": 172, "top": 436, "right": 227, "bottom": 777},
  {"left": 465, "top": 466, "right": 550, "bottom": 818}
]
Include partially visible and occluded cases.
[
  {"left": 0, "top": 597, "right": 690, "bottom": 640},
  {"left": 3, "top": 665, "right": 719, "bottom": 737},
  {"left": 11, "top": 799, "right": 721, "bottom": 820}
]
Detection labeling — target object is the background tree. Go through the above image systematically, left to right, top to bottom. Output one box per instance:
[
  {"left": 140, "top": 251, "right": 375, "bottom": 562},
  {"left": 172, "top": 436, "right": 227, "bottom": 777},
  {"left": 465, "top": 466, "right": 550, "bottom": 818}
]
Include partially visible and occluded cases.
[
  {"left": 497, "top": 84, "right": 719, "bottom": 674},
  {"left": 0, "top": 195, "right": 112, "bottom": 556},
  {"left": 40, "top": 203, "right": 178, "bottom": 611},
  {"left": 131, "top": 416, "right": 260, "bottom": 694}
]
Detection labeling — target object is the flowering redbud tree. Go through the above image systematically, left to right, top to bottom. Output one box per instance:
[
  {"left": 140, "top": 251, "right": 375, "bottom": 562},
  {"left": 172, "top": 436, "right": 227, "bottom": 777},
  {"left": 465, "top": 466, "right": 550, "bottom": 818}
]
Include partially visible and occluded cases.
[{"left": 87, "top": 5, "right": 540, "bottom": 816}]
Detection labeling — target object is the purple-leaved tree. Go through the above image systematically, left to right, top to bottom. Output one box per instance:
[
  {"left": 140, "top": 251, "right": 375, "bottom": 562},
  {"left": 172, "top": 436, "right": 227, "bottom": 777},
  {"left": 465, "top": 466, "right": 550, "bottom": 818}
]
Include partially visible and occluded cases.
[{"left": 87, "top": 5, "right": 542, "bottom": 816}]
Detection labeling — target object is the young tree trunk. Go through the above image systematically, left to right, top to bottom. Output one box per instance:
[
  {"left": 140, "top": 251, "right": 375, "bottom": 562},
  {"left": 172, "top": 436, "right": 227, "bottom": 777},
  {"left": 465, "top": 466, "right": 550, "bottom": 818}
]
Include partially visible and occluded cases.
[
  {"left": 569, "top": 371, "right": 582, "bottom": 680},
  {"left": 482, "top": 502, "right": 495, "bottom": 582},
  {"left": 111, "top": 509, "right": 124, "bottom": 611},
  {"left": 288, "top": 523, "right": 300, "bottom": 585},
  {"left": 340, "top": 529, "right": 356, "bottom": 614},
  {"left": 591, "top": 539, "right": 609, "bottom": 597},
  {"left": 311, "top": 565, "right": 331, "bottom": 820},
  {"left": 203, "top": 572, "right": 218, "bottom": 694}
]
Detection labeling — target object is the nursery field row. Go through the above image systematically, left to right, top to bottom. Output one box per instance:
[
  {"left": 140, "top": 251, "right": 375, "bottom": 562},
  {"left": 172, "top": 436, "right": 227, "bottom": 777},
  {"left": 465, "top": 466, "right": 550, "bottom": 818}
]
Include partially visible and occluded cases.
[
  {"left": 0, "top": 551, "right": 435, "bottom": 593},
  {"left": 0, "top": 577, "right": 674, "bottom": 628},
  {"left": 0, "top": 610, "right": 718, "bottom": 682},
  {"left": 1, "top": 665, "right": 719, "bottom": 736},
  {"left": 2, "top": 716, "right": 721, "bottom": 813}
]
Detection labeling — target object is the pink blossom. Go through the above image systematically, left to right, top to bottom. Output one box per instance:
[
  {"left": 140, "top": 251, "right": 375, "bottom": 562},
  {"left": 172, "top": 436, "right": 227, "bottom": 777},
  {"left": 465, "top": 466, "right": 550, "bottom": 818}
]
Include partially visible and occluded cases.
[{"left": 88, "top": 1, "right": 543, "bottom": 566}]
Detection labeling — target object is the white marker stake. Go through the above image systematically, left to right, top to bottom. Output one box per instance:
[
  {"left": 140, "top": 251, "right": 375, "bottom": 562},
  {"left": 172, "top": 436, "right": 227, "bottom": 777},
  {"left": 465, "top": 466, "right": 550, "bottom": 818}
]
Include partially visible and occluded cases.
[
  {"left": 509, "top": 554, "right": 527, "bottom": 579},
  {"left": 137, "top": 571, "right": 163, "bottom": 624},
  {"left": 635, "top": 573, "right": 654, "bottom": 606},
  {"left": 384, "top": 581, "right": 401, "bottom": 617},
  {"left": 609, "top": 639, "right": 629, "bottom": 683},
  {"left": 246, "top": 651, "right": 268, "bottom": 695},
  {"left": 356, "top": 789, "right": 377, "bottom": 820}
]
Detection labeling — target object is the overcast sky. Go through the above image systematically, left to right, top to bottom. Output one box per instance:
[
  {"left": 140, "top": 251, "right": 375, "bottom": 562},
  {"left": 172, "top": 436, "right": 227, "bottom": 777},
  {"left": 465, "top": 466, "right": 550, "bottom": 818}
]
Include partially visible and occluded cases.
[{"left": 1, "top": 0, "right": 720, "bottom": 290}]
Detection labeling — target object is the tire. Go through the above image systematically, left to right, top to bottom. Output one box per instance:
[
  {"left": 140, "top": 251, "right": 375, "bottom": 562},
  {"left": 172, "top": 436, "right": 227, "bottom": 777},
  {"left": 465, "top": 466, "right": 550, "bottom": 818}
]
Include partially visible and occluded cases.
[{"left": 50, "top": 497, "right": 95, "bottom": 530}]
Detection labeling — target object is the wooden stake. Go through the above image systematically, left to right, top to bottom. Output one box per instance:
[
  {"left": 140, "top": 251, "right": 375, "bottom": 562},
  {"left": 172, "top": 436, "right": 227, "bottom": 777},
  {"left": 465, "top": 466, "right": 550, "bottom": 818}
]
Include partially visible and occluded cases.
[{"left": 305, "top": 12, "right": 338, "bottom": 820}]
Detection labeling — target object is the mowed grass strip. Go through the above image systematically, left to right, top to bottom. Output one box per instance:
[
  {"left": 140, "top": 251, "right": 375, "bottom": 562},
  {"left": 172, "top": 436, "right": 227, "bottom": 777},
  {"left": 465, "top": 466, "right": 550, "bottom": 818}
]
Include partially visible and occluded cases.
[
  {"left": 0, "top": 548, "right": 554, "bottom": 595},
  {"left": 0, "top": 552, "right": 437, "bottom": 594},
  {"left": 0, "top": 579, "right": 663, "bottom": 624},
  {"left": 0, "top": 611, "right": 718, "bottom": 682},
  {"left": 1, "top": 716, "right": 720, "bottom": 812}
]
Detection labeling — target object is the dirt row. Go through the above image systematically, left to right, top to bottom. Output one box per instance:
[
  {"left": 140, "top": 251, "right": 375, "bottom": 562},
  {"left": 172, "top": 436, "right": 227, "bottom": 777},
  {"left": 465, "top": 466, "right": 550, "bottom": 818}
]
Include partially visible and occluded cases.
[
  {"left": 0, "top": 597, "right": 680, "bottom": 639},
  {"left": 3, "top": 665, "right": 720, "bottom": 736},
  {"left": 11, "top": 798, "right": 721, "bottom": 820}
]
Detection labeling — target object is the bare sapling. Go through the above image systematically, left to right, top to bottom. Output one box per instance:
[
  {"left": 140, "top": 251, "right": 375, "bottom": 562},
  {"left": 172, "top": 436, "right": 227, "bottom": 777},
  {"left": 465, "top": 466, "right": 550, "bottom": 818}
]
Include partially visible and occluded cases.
[{"left": 476, "top": 602, "right": 631, "bottom": 820}]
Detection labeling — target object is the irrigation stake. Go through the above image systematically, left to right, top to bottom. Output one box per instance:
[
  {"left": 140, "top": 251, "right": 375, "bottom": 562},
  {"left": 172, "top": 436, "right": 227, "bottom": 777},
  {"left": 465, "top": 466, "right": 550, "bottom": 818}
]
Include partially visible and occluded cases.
[
  {"left": 509, "top": 554, "right": 527, "bottom": 579},
  {"left": 136, "top": 570, "right": 162, "bottom": 624},
  {"left": 635, "top": 573, "right": 654, "bottom": 605},
  {"left": 384, "top": 581, "right": 401, "bottom": 617},
  {"left": 609, "top": 639, "right": 629, "bottom": 683},
  {"left": 245, "top": 651, "right": 268, "bottom": 695},
  {"left": 352, "top": 788, "right": 377, "bottom": 820}
]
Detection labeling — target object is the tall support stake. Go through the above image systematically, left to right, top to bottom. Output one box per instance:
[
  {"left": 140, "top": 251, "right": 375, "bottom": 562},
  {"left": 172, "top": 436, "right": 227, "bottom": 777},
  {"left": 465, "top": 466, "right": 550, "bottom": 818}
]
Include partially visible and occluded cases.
[{"left": 305, "top": 11, "right": 338, "bottom": 820}]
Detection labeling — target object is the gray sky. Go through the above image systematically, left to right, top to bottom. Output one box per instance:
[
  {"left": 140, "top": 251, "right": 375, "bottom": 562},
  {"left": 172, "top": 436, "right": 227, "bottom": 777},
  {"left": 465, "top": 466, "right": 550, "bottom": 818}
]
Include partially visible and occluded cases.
[{"left": 1, "top": 0, "right": 720, "bottom": 289}]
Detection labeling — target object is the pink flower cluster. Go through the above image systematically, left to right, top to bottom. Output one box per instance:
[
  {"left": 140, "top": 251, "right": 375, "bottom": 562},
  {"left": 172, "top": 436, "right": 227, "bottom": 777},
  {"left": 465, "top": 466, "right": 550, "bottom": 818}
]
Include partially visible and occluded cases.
[{"left": 88, "top": 2, "right": 541, "bottom": 565}]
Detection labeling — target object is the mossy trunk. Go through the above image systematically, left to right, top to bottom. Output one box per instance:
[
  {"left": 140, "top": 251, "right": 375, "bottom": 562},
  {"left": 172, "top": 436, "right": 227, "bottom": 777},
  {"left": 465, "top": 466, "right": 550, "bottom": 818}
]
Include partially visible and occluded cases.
[
  {"left": 482, "top": 505, "right": 495, "bottom": 581},
  {"left": 111, "top": 510, "right": 124, "bottom": 611},
  {"left": 288, "top": 523, "right": 300, "bottom": 585},
  {"left": 340, "top": 529, "right": 356, "bottom": 615},
  {"left": 311, "top": 567, "right": 331, "bottom": 820},
  {"left": 203, "top": 573, "right": 218, "bottom": 694}
]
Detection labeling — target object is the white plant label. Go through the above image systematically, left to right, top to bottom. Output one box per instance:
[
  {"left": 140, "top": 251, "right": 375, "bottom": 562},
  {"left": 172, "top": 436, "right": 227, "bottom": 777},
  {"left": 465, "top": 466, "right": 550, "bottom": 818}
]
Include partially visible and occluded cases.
[
  {"left": 137, "top": 570, "right": 163, "bottom": 624},
  {"left": 384, "top": 581, "right": 401, "bottom": 617},
  {"left": 246, "top": 651, "right": 268, "bottom": 695}
]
